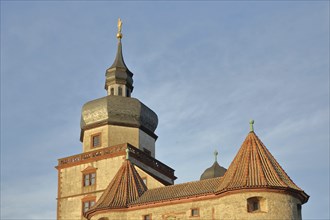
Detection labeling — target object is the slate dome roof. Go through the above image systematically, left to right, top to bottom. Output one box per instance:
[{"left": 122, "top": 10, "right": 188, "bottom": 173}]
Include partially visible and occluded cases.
[
  {"left": 80, "top": 95, "right": 158, "bottom": 141},
  {"left": 200, "top": 161, "right": 227, "bottom": 180}
]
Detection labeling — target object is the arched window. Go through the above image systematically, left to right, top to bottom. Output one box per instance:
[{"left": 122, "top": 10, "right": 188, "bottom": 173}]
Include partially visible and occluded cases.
[
  {"left": 118, "top": 87, "right": 123, "bottom": 96},
  {"left": 110, "top": 88, "right": 114, "bottom": 95},
  {"left": 247, "top": 197, "right": 266, "bottom": 213}
]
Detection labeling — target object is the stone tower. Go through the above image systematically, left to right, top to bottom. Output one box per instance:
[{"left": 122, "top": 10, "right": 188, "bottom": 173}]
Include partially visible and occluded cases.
[{"left": 56, "top": 19, "right": 176, "bottom": 220}]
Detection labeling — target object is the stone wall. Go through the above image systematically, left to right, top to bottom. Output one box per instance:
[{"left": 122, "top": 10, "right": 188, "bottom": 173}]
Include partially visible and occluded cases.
[
  {"left": 82, "top": 125, "right": 155, "bottom": 156},
  {"left": 58, "top": 156, "right": 165, "bottom": 220},
  {"left": 90, "top": 191, "right": 303, "bottom": 220}
]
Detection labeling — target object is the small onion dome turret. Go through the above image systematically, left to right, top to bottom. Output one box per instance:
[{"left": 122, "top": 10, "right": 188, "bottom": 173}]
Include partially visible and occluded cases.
[
  {"left": 80, "top": 95, "right": 158, "bottom": 141},
  {"left": 200, "top": 150, "right": 227, "bottom": 180}
]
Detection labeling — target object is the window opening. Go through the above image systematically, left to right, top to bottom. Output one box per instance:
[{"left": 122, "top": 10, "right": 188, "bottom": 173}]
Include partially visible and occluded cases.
[
  {"left": 118, "top": 87, "right": 123, "bottom": 96},
  {"left": 110, "top": 88, "right": 114, "bottom": 95},
  {"left": 92, "top": 134, "right": 101, "bottom": 148},
  {"left": 84, "top": 173, "right": 96, "bottom": 186},
  {"left": 247, "top": 197, "right": 265, "bottom": 213},
  {"left": 83, "top": 200, "right": 95, "bottom": 213},
  {"left": 252, "top": 201, "right": 259, "bottom": 211},
  {"left": 191, "top": 208, "right": 199, "bottom": 217},
  {"left": 143, "top": 214, "right": 151, "bottom": 220}
]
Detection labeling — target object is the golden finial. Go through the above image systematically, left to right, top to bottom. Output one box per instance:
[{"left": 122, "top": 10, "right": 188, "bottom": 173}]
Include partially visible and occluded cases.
[{"left": 117, "top": 18, "right": 123, "bottom": 40}]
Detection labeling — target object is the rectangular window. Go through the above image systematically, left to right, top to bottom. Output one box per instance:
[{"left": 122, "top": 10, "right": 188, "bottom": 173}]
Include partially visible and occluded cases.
[
  {"left": 91, "top": 133, "right": 101, "bottom": 148},
  {"left": 92, "top": 135, "right": 101, "bottom": 147},
  {"left": 84, "top": 173, "right": 96, "bottom": 186},
  {"left": 83, "top": 200, "right": 95, "bottom": 213},
  {"left": 191, "top": 208, "right": 199, "bottom": 217},
  {"left": 143, "top": 214, "right": 151, "bottom": 220}
]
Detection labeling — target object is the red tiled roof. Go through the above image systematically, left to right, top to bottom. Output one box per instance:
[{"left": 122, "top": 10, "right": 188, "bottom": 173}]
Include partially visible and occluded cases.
[
  {"left": 85, "top": 131, "right": 309, "bottom": 220},
  {"left": 216, "top": 131, "right": 309, "bottom": 203},
  {"left": 85, "top": 160, "right": 147, "bottom": 218},
  {"left": 130, "top": 177, "right": 222, "bottom": 206}
]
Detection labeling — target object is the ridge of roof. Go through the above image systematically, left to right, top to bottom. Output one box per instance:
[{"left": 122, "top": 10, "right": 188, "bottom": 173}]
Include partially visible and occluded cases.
[
  {"left": 215, "top": 131, "right": 309, "bottom": 203},
  {"left": 85, "top": 159, "right": 147, "bottom": 219},
  {"left": 130, "top": 177, "right": 222, "bottom": 206}
]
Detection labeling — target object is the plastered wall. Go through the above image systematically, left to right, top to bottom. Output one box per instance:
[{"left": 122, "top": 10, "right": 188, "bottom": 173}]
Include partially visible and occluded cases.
[
  {"left": 82, "top": 125, "right": 155, "bottom": 156},
  {"left": 58, "top": 156, "right": 166, "bottom": 220},
  {"left": 90, "top": 191, "right": 302, "bottom": 220}
]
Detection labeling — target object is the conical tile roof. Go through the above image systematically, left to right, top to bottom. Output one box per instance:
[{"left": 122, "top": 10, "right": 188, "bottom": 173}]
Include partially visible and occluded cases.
[
  {"left": 216, "top": 131, "right": 309, "bottom": 203},
  {"left": 85, "top": 159, "right": 147, "bottom": 219}
]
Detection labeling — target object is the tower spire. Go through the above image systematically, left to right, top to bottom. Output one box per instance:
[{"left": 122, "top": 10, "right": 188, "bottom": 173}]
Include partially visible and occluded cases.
[{"left": 105, "top": 18, "right": 134, "bottom": 97}]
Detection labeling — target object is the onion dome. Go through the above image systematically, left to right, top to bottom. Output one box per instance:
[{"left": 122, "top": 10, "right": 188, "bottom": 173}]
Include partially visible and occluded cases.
[
  {"left": 80, "top": 95, "right": 158, "bottom": 141},
  {"left": 216, "top": 120, "right": 309, "bottom": 204},
  {"left": 200, "top": 150, "right": 227, "bottom": 180},
  {"left": 84, "top": 158, "right": 147, "bottom": 219}
]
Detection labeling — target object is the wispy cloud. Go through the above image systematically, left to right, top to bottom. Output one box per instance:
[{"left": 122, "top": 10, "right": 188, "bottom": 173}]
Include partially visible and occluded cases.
[{"left": 1, "top": 1, "right": 329, "bottom": 219}]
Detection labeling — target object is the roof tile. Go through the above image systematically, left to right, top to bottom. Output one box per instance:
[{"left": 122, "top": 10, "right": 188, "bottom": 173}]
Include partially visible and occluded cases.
[
  {"left": 216, "top": 131, "right": 309, "bottom": 203},
  {"left": 85, "top": 160, "right": 147, "bottom": 218},
  {"left": 131, "top": 177, "right": 221, "bottom": 206}
]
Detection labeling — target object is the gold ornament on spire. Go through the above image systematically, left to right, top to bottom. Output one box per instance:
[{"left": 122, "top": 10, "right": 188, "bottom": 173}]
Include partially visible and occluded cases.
[{"left": 117, "top": 18, "right": 123, "bottom": 40}]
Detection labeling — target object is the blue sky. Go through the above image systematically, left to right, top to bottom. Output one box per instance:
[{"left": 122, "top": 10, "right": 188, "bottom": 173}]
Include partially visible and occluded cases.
[{"left": 1, "top": 1, "right": 329, "bottom": 219}]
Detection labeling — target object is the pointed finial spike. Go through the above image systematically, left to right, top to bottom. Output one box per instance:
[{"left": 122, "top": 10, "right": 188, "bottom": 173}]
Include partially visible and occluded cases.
[
  {"left": 117, "top": 18, "right": 123, "bottom": 40},
  {"left": 249, "top": 119, "right": 254, "bottom": 132},
  {"left": 125, "top": 148, "right": 129, "bottom": 160},
  {"left": 214, "top": 150, "right": 218, "bottom": 162}
]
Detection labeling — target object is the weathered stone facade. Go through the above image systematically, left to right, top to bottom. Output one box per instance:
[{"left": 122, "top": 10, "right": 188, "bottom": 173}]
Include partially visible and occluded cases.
[
  {"left": 57, "top": 153, "right": 166, "bottom": 220},
  {"left": 89, "top": 191, "right": 302, "bottom": 220}
]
